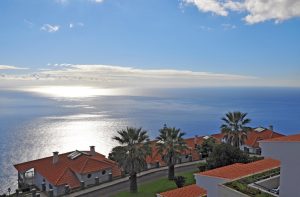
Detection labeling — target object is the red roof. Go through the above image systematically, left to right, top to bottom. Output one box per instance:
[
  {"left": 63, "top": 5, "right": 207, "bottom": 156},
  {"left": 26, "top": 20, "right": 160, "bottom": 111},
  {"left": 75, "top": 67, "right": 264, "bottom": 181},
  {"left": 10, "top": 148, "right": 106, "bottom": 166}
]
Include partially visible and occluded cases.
[
  {"left": 245, "top": 129, "right": 285, "bottom": 148},
  {"left": 211, "top": 133, "right": 225, "bottom": 143},
  {"left": 261, "top": 133, "right": 300, "bottom": 142},
  {"left": 146, "top": 136, "right": 205, "bottom": 165},
  {"left": 14, "top": 151, "right": 121, "bottom": 188},
  {"left": 198, "top": 158, "right": 280, "bottom": 180},
  {"left": 159, "top": 184, "right": 206, "bottom": 197}
]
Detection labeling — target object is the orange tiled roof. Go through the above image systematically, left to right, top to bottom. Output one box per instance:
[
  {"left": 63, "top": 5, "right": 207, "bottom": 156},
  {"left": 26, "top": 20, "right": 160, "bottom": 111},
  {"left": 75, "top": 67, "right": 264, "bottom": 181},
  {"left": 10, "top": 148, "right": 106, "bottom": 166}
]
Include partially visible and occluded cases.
[
  {"left": 245, "top": 129, "right": 285, "bottom": 148},
  {"left": 211, "top": 133, "right": 225, "bottom": 142},
  {"left": 261, "top": 133, "right": 300, "bottom": 142},
  {"left": 146, "top": 136, "right": 205, "bottom": 165},
  {"left": 14, "top": 151, "right": 121, "bottom": 188},
  {"left": 198, "top": 158, "right": 280, "bottom": 180},
  {"left": 159, "top": 184, "right": 207, "bottom": 197}
]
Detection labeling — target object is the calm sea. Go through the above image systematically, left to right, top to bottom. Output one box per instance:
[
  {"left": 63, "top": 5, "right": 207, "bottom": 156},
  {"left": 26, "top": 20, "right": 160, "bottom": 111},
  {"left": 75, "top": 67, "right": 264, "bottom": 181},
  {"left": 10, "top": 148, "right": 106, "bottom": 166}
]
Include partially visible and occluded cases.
[{"left": 1, "top": 87, "right": 300, "bottom": 194}]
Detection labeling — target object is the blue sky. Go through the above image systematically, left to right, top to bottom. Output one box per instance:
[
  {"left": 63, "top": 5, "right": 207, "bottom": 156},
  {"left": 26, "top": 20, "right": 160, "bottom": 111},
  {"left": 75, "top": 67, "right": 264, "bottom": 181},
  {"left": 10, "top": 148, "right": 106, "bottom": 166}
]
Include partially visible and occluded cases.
[{"left": 0, "top": 0, "right": 300, "bottom": 88}]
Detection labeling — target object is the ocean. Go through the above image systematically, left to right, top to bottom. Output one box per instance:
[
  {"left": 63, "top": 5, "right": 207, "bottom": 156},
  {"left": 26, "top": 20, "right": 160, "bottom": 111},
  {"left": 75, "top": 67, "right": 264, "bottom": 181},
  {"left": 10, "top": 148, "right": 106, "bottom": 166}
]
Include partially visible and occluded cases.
[{"left": 0, "top": 87, "right": 300, "bottom": 194}]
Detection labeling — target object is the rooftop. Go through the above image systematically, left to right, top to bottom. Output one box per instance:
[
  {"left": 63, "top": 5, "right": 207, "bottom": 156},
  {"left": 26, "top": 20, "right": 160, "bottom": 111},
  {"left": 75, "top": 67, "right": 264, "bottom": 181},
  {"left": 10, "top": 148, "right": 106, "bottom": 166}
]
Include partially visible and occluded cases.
[
  {"left": 245, "top": 129, "right": 285, "bottom": 148},
  {"left": 261, "top": 133, "right": 300, "bottom": 142},
  {"left": 14, "top": 149, "right": 121, "bottom": 188},
  {"left": 198, "top": 158, "right": 280, "bottom": 180},
  {"left": 158, "top": 184, "right": 206, "bottom": 197}
]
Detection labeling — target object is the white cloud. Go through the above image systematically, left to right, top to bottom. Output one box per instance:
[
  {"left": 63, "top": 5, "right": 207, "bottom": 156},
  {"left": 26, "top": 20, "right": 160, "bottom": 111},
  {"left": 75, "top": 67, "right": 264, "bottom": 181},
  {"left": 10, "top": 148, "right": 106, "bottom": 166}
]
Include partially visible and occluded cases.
[
  {"left": 91, "top": 0, "right": 104, "bottom": 3},
  {"left": 182, "top": 0, "right": 300, "bottom": 24},
  {"left": 183, "top": 0, "right": 228, "bottom": 16},
  {"left": 69, "top": 22, "right": 84, "bottom": 29},
  {"left": 40, "top": 24, "right": 60, "bottom": 33},
  {"left": 0, "top": 64, "right": 258, "bottom": 88},
  {"left": 0, "top": 65, "right": 28, "bottom": 70}
]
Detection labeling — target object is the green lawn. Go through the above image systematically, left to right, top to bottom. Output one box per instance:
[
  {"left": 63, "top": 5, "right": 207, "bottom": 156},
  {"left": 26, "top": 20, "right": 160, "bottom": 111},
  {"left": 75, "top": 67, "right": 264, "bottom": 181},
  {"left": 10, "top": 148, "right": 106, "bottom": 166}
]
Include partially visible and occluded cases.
[{"left": 113, "top": 170, "right": 197, "bottom": 197}]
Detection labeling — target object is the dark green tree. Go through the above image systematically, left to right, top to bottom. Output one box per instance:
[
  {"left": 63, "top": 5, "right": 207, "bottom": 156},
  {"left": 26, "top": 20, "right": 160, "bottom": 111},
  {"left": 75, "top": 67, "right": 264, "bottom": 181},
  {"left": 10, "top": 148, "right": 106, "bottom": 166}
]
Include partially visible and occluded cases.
[
  {"left": 221, "top": 111, "right": 251, "bottom": 148},
  {"left": 156, "top": 125, "right": 187, "bottom": 180},
  {"left": 111, "top": 127, "right": 151, "bottom": 193},
  {"left": 197, "top": 137, "right": 216, "bottom": 158},
  {"left": 206, "top": 143, "right": 250, "bottom": 169}
]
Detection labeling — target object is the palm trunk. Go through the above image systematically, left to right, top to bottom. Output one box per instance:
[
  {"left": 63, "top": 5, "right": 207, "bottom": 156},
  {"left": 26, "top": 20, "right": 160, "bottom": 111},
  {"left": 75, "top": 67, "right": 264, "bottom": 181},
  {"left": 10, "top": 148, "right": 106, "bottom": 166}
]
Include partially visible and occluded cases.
[
  {"left": 168, "top": 164, "right": 175, "bottom": 180},
  {"left": 129, "top": 172, "right": 137, "bottom": 193}
]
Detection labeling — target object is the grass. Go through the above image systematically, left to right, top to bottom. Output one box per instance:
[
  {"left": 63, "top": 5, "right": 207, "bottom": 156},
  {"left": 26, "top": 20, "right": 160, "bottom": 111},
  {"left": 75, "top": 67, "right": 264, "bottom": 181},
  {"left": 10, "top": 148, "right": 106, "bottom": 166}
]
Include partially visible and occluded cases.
[{"left": 113, "top": 170, "right": 197, "bottom": 197}]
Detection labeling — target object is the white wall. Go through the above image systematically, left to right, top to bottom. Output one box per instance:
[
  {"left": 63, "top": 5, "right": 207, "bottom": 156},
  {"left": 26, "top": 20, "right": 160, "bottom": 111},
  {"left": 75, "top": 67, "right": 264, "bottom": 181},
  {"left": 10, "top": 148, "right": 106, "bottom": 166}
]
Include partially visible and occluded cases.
[
  {"left": 260, "top": 141, "right": 300, "bottom": 197},
  {"left": 77, "top": 168, "right": 112, "bottom": 186},
  {"left": 33, "top": 171, "right": 62, "bottom": 196},
  {"left": 195, "top": 174, "right": 227, "bottom": 197},
  {"left": 218, "top": 184, "right": 249, "bottom": 197}
]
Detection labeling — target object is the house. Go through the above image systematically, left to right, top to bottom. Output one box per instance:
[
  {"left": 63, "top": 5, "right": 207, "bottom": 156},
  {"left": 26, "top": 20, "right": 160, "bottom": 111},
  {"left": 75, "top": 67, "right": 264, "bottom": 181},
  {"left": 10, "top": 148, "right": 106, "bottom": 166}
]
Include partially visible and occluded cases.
[
  {"left": 212, "top": 127, "right": 284, "bottom": 154},
  {"left": 240, "top": 127, "right": 284, "bottom": 154},
  {"left": 260, "top": 133, "right": 300, "bottom": 197},
  {"left": 146, "top": 136, "right": 205, "bottom": 169},
  {"left": 14, "top": 146, "right": 121, "bottom": 196},
  {"left": 195, "top": 158, "right": 280, "bottom": 197},
  {"left": 157, "top": 184, "right": 207, "bottom": 197}
]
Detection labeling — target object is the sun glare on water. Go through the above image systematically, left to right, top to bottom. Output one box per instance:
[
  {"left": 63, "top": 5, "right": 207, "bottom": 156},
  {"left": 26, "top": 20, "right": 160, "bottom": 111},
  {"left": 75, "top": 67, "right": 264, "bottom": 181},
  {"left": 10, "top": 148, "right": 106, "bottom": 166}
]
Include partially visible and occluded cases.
[{"left": 27, "top": 86, "right": 118, "bottom": 98}]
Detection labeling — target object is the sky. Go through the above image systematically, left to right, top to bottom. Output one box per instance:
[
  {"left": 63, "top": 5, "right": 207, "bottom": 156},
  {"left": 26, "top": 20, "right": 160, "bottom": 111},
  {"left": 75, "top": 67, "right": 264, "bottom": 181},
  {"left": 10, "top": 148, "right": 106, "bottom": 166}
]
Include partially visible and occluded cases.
[{"left": 0, "top": 0, "right": 300, "bottom": 90}]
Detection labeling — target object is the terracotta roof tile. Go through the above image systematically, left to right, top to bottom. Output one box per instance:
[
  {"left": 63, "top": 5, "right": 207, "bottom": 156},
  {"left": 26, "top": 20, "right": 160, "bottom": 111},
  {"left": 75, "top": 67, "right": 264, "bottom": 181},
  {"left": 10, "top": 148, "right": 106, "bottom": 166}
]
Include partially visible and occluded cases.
[
  {"left": 245, "top": 129, "right": 285, "bottom": 148},
  {"left": 261, "top": 133, "right": 300, "bottom": 142},
  {"left": 14, "top": 151, "right": 121, "bottom": 188},
  {"left": 198, "top": 158, "right": 280, "bottom": 180},
  {"left": 55, "top": 168, "right": 80, "bottom": 189},
  {"left": 159, "top": 184, "right": 206, "bottom": 197}
]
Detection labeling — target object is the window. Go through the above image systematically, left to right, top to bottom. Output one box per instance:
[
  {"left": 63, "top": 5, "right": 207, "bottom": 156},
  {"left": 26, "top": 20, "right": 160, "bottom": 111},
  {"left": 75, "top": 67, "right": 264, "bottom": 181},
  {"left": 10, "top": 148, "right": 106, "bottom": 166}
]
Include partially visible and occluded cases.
[
  {"left": 102, "top": 170, "right": 106, "bottom": 175},
  {"left": 87, "top": 174, "right": 92, "bottom": 178}
]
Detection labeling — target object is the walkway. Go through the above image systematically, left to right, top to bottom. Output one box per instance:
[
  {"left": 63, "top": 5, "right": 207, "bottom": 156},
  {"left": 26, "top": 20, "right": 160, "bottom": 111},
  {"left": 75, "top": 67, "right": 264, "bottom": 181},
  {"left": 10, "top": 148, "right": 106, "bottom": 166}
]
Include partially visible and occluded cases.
[{"left": 66, "top": 160, "right": 203, "bottom": 197}]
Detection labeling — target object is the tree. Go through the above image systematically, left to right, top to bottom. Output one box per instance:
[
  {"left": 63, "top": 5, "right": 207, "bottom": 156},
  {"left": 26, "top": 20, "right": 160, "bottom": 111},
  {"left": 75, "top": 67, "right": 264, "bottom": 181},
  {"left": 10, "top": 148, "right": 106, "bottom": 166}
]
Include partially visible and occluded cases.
[
  {"left": 221, "top": 111, "right": 251, "bottom": 148},
  {"left": 156, "top": 125, "right": 187, "bottom": 180},
  {"left": 111, "top": 127, "right": 151, "bottom": 193},
  {"left": 197, "top": 137, "right": 216, "bottom": 158},
  {"left": 206, "top": 143, "right": 250, "bottom": 169}
]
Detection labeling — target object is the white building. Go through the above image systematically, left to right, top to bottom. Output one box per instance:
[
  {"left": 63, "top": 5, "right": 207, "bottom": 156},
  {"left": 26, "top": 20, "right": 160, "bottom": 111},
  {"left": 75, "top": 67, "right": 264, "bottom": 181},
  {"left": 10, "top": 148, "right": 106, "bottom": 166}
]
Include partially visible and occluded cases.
[
  {"left": 260, "top": 133, "right": 300, "bottom": 197},
  {"left": 14, "top": 146, "right": 121, "bottom": 196}
]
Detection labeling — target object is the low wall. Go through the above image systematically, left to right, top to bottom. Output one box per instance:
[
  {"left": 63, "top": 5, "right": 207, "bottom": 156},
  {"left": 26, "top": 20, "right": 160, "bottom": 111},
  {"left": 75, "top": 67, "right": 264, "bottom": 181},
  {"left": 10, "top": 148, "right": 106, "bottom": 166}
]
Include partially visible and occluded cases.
[{"left": 218, "top": 184, "right": 250, "bottom": 197}]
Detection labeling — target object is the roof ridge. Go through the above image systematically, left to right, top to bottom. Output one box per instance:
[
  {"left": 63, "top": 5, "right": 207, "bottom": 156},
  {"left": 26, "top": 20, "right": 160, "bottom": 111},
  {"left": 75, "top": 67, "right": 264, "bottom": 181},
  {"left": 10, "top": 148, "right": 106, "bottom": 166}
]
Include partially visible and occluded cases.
[
  {"left": 79, "top": 157, "right": 90, "bottom": 173},
  {"left": 55, "top": 167, "right": 72, "bottom": 185}
]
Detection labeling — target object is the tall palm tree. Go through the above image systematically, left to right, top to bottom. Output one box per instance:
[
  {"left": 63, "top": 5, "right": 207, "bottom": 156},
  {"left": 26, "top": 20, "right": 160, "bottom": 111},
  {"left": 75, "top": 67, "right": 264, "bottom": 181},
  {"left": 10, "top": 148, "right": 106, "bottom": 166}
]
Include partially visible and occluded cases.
[
  {"left": 221, "top": 111, "right": 251, "bottom": 148},
  {"left": 156, "top": 125, "right": 187, "bottom": 180},
  {"left": 111, "top": 127, "right": 151, "bottom": 193}
]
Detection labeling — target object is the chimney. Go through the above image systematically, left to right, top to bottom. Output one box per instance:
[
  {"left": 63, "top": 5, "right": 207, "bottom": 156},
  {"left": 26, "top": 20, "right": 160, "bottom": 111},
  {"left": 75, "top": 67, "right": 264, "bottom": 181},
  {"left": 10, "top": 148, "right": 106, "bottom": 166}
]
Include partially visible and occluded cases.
[
  {"left": 269, "top": 125, "right": 274, "bottom": 131},
  {"left": 194, "top": 135, "right": 198, "bottom": 148},
  {"left": 90, "top": 146, "right": 96, "bottom": 156},
  {"left": 53, "top": 151, "right": 59, "bottom": 164}
]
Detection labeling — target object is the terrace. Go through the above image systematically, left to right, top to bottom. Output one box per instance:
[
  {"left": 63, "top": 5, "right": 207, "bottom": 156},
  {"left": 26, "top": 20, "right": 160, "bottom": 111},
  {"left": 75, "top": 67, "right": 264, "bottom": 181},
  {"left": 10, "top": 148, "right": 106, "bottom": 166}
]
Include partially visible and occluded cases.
[{"left": 224, "top": 168, "right": 280, "bottom": 197}]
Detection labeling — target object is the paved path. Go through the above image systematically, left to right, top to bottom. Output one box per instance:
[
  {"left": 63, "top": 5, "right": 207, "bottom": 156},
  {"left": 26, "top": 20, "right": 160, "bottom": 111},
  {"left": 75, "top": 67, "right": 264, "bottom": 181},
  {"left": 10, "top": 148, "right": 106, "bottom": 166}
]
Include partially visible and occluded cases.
[{"left": 67, "top": 160, "right": 203, "bottom": 197}]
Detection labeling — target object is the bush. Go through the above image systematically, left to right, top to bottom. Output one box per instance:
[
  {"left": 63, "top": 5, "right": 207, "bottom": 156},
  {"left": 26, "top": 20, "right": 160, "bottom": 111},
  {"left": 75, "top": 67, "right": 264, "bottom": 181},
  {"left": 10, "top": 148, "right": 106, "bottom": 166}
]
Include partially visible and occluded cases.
[
  {"left": 197, "top": 162, "right": 207, "bottom": 172},
  {"left": 174, "top": 176, "right": 186, "bottom": 188}
]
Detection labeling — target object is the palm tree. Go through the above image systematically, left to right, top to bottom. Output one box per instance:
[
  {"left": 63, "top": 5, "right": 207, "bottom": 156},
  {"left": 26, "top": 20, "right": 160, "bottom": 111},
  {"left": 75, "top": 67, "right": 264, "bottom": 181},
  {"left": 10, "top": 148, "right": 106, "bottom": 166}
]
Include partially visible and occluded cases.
[
  {"left": 221, "top": 111, "right": 251, "bottom": 148},
  {"left": 156, "top": 125, "right": 187, "bottom": 180},
  {"left": 111, "top": 127, "right": 151, "bottom": 193}
]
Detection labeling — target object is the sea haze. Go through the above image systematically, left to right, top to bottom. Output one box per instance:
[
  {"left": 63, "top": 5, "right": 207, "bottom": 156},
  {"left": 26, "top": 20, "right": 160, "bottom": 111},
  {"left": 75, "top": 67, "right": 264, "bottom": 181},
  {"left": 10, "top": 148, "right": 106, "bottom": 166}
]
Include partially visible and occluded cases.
[{"left": 0, "top": 87, "right": 300, "bottom": 193}]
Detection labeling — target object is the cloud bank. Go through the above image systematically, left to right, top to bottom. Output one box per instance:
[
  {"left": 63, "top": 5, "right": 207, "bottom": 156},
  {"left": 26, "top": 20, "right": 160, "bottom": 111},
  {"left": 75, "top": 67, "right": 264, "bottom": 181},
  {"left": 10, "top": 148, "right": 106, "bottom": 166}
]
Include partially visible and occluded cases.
[
  {"left": 182, "top": 0, "right": 300, "bottom": 24},
  {"left": 0, "top": 64, "right": 260, "bottom": 89},
  {"left": 0, "top": 65, "right": 28, "bottom": 70}
]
